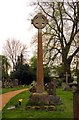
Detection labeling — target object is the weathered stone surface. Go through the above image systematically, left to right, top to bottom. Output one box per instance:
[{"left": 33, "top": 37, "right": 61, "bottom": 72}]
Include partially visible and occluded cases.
[
  {"left": 30, "top": 13, "right": 61, "bottom": 106},
  {"left": 32, "top": 13, "right": 48, "bottom": 93},
  {"left": 2, "top": 79, "right": 18, "bottom": 88},
  {"left": 45, "top": 81, "right": 56, "bottom": 95},
  {"left": 62, "top": 82, "right": 70, "bottom": 91},
  {"left": 29, "top": 86, "right": 36, "bottom": 93},
  {"left": 29, "top": 92, "right": 49, "bottom": 105},
  {"left": 29, "top": 92, "right": 61, "bottom": 106},
  {"left": 49, "top": 95, "right": 61, "bottom": 105},
  {"left": 25, "top": 105, "right": 56, "bottom": 111}
]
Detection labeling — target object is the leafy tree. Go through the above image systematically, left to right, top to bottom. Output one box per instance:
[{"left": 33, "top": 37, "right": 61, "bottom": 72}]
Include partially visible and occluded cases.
[
  {"left": 10, "top": 54, "right": 33, "bottom": 85},
  {"left": 1, "top": 55, "right": 11, "bottom": 79},
  {"left": 30, "top": 55, "right": 51, "bottom": 83},
  {"left": 30, "top": 55, "right": 37, "bottom": 81},
  {"left": 15, "top": 64, "right": 33, "bottom": 85},
  {"left": 52, "top": 64, "right": 64, "bottom": 78},
  {"left": 44, "top": 66, "right": 51, "bottom": 83}
]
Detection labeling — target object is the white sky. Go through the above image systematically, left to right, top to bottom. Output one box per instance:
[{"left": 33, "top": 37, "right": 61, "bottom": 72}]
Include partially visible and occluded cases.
[
  {"left": 0, "top": 0, "right": 37, "bottom": 59},
  {"left": 0, "top": 0, "right": 74, "bottom": 59}
]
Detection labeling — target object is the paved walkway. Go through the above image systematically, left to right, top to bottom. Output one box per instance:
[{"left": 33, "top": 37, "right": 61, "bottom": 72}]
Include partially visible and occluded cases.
[{"left": 0, "top": 88, "right": 28, "bottom": 110}]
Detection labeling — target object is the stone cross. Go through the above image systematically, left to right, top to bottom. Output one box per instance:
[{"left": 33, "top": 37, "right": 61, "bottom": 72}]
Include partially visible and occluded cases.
[
  {"left": 31, "top": 13, "right": 48, "bottom": 93},
  {"left": 64, "top": 72, "right": 70, "bottom": 84}
]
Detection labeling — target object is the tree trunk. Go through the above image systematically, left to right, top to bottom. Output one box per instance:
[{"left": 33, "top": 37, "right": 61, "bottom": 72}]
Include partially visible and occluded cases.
[
  {"left": 62, "top": 54, "right": 72, "bottom": 83},
  {"left": 63, "top": 63, "right": 71, "bottom": 83}
]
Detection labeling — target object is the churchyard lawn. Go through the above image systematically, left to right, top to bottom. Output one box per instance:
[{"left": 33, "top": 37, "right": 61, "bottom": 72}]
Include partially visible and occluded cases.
[
  {"left": 0, "top": 85, "right": 29, "bottom": 94},
  {"left": 2, "top": 88, "right": 73, "bottom": 119}
]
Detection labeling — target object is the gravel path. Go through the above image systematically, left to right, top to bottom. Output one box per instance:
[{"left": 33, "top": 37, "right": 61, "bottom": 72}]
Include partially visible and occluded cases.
[{"left": 0, "top": 88, "right": 28, "bottom": 110}]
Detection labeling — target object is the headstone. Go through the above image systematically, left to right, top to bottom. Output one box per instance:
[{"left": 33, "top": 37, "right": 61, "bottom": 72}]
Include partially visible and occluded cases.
[
  {"left": 2, "top": 78, "right": 18, "bottom": 88},
  {"left": 45, "top": 81, "right": 56, "bottom": 95},
  {"left": 62, "top": 82, "right": 70, "bottom": 91},
  {"left": 49, "top": 95, "right": 61, "bottom": 105}
]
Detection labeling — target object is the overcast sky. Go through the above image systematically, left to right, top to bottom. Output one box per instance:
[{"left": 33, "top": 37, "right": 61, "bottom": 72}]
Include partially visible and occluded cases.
[
  {"left": 0, "top": 0, "right": 38, "bottom": 58},
  {"left": 0, "top": 0, "right": 74, "bottom": 59}
]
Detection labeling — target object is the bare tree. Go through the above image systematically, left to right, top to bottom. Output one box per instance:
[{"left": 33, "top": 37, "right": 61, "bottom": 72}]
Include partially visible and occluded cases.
[
  {"left": 32, "top": 1, "right": 79, "bottom": 81},
  {"left": 3, "top": 39, "right": 27, "bottom": 71}
]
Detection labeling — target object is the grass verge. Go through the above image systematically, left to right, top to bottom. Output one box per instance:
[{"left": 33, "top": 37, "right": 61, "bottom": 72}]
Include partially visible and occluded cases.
[
  {"left": 0, "top": 85, "right": 29, "bottom": 94},
  {"left": 2, "top": 88, "right": 73, "bottom": 119}
]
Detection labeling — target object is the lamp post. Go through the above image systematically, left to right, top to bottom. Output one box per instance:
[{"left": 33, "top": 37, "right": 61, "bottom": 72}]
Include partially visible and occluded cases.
[{"left": 31, "top": 13, "right": 48, "bottom": 93}]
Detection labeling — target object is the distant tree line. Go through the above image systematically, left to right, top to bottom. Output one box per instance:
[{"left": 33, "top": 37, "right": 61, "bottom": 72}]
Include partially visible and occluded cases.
[
  {"left": 1, "top": 52, "right": 51, "bottom": 85},
  {"left": 10, "top": 54, "right": 51, "bottom": 85}
]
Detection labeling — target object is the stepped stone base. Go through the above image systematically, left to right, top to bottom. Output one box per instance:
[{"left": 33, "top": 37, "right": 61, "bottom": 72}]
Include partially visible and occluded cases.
[
  {"left": 29, "top": 92, "right": 61, "bottom": 105},
  {"left": 29, "top": 92, "right": 49, "bottom": 105}
]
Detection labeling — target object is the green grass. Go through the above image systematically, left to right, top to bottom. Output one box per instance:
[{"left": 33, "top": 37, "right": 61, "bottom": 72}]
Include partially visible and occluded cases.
[
  {"left": 0, "top": 85, "right": 29, "bottom": 94},
  {"left": 0, "top": 88, "right": 2, "bottom": 94},
  {"left": 2, "top": 88, "right": 73, "bottom": 119}
]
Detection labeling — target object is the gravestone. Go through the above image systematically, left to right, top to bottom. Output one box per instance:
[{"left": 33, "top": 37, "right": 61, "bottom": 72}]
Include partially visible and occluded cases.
[
  {"left": 2, "top": 78, "right": 18, "bottom": 88},
  {"left": 45, "top": 81, "right": 56, "bottom": 95},
  {"left": 62, "top": 82, "right": 70, "bottom": 91}
]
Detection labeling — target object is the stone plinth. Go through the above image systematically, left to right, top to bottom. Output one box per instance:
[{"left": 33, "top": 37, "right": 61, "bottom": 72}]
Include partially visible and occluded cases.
[
  {"left": 29, "top": 92, "right": 49, "bottom": 105},
  {"left": 29, "top": 92, "right": 61, "bottom": 105}
]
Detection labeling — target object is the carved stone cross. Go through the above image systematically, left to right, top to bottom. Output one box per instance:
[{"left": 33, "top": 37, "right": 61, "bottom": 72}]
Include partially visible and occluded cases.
[
  {"left": 31, "top": 13, "right": 48, "bottom": 29},
  {"left": 32, "top": 13, "right": 48, "bottom": 93}
]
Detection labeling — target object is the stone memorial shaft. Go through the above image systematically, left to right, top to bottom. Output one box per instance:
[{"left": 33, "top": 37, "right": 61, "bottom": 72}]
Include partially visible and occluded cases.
[
  {"left": 32, "top": 13, "right": 48, "bottom": 93},
  {"left": 29, "top": 14, "right": 61, "bottom": 106},
  {"left": 37, "top": 28, "right": 44, "bottom": 93}
]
